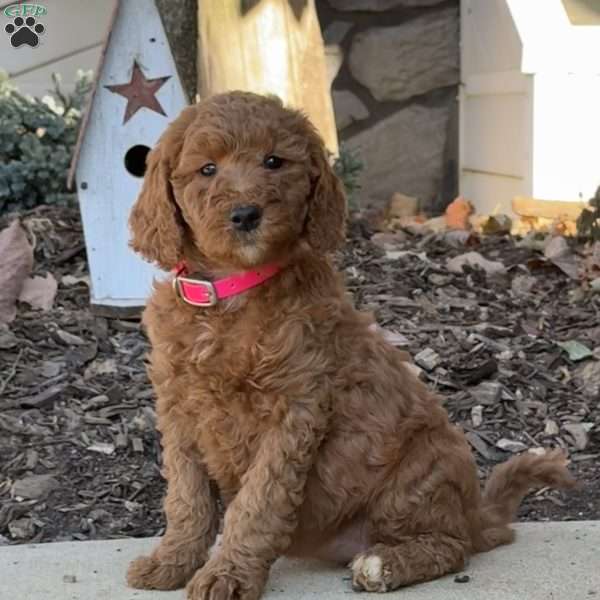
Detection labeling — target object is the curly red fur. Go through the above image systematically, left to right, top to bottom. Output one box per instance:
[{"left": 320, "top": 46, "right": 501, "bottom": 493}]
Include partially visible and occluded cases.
[{"left": 126, "top": 91, "right": 576, "bottom": 599}]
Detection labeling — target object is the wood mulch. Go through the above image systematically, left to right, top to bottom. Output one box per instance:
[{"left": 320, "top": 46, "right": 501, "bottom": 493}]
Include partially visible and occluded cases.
[{"left": 0, "top": 204, "right": 598, "bottom": 546}]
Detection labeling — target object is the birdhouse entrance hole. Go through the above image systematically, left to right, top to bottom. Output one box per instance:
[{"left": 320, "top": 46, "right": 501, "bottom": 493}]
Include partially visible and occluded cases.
[{"left": 124, "top": 144, "right": 151, "bottom": 177}]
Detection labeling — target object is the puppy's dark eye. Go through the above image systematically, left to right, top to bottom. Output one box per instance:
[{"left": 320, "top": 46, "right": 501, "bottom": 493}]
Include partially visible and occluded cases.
[
  {"left": 263, "top": 155, "right": 284, "bottom": 170},
  {"left": 199, "top": 163, "right": 217, "bottom": 176}
]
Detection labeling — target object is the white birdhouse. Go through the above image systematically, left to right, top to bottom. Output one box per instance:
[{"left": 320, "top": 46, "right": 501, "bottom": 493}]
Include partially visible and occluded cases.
[
  {"left": 69, "top": 0, "right": 188, "bottom": 316},
  {"left": 460, "top": 0, "right": 600, "bottom": 215}
]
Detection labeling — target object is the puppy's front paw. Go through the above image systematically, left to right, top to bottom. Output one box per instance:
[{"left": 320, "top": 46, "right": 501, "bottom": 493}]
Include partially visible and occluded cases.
[
  {"left": 350, "top": 549, "right": 392, "bottom": 593},
  {"left": 127, "top": 554, "right": 197, "bottom": 590},
  {"left": 187, "top": 558, "right": 266, "bottom": 600}
]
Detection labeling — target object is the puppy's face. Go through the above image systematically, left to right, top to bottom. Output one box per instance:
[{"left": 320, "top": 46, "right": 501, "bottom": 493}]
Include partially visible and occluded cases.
[
  {"left": 129, "top": 92, "right": 346, "bottom": 272},
  {"left": 171, "top": 97, "right": 314, "bottom": 269}
]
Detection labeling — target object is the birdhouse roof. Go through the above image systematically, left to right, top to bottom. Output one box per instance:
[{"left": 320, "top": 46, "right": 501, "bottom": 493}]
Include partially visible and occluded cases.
[{"left": 67, "top": 0, "right": 120, "bottom": 190}]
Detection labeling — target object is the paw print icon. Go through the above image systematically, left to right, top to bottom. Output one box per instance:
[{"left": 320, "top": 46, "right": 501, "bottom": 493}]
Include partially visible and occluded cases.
[{"left": 5, "top": 16, "right": 45, "bottom": 48}]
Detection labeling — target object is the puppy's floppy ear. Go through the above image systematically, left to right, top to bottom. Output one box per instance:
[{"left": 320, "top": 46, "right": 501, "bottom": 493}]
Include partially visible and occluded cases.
[
  {"left": 129, "top": 107, "right": 196, "bottom": 271},
  {"left": 305, "top": 133, "right": 347, "bottom": 254}
]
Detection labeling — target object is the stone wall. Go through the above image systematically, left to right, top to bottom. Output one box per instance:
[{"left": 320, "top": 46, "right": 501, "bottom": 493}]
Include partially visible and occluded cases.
[
  {"left": 156, "top": 0, "right": 198, "bottom": 102},
  {"left": 316, "top": 0, "right": 459, "bottom": 214}
]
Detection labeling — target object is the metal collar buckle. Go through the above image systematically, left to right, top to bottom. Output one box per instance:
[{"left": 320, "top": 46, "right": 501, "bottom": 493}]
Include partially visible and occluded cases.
[{"left": 173, "top": 276, "right": 218, "bottom": 307}]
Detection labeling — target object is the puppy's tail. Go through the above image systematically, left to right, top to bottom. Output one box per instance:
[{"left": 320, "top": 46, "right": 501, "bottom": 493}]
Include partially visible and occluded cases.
[{"left": 473, "top": 449, "right": 576, "bottom": 552}]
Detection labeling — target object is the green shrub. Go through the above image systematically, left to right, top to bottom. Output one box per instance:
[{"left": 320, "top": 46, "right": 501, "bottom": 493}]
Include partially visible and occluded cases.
[
  {"left": 0, "top": 70, "right": 92, "bottom": 213},
  {"left": 333, "top": 146, "right": 363, "bottom": 211},
  {"left": 576, "top": 186, "right": 600, "bottom": 241}
]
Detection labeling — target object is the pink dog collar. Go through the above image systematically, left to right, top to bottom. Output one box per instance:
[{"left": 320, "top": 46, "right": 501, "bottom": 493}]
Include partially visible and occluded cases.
[{"left": 172, "top": 261, "right": 281, "bottom": 307}]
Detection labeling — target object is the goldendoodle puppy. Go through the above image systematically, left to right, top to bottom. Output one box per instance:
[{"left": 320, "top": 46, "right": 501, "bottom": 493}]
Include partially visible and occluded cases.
[{"left": 126, "top": 91, "right": 575, "bottom": 600}]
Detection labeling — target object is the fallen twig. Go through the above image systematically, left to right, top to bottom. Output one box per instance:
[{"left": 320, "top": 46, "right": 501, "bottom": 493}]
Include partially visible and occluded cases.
[{"left": 0, "top": 348, "right": 24, "bottom": 396}]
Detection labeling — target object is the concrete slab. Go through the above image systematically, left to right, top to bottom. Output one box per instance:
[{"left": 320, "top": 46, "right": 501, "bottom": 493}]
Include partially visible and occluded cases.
[{"left": 0, "top": 522, "right": 598, "bottom": 600}]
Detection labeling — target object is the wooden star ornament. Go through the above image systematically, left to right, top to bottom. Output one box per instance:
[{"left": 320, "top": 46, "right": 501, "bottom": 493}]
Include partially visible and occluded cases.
[{"left": 105, "top": 61, "right": 171, "bottom": 124}]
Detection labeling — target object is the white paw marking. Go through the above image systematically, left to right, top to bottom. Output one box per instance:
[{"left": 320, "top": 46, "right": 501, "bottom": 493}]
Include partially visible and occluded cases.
[
  {"left": 351, "top": 554, "right": 387, "bottom": 592},
  {"left": 363, "top": 556, "right": 383, "bottom": 581}
]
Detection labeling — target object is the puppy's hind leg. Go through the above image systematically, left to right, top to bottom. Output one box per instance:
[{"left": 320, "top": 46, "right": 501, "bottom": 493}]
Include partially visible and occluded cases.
[
  {"left": 127, "top": 438, "right": 219, "bottom": 590},
  {"left": 351, "top": 469, "right": 472, "bottom": 593},
  {"left": 350, "top": 533, "right": 468, "bottom": 592}
]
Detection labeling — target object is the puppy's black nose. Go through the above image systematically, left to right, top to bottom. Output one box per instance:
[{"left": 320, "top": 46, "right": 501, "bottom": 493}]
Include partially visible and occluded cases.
[{"left": 230, "top": 205, "right": 262, "bottom": 232}]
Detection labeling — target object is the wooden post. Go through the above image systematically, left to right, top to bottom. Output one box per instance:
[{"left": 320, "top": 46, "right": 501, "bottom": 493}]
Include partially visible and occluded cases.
[{"left": 197, "top": 0, "right": 338, "bottom": 154}]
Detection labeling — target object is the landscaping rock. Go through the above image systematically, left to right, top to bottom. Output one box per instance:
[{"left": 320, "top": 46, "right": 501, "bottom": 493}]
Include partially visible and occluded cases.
[
  {"left": 348, "top": 7, "right": 458, "bottom": 102},
  {"left": 323, "top": 21, "right": 353, "bottom": 45},
  {"left": 332, "top": 90, "right": 369, "bottom": 130},
  {"left": 344, "top": 102, "right": 450, "bottom": 208}
]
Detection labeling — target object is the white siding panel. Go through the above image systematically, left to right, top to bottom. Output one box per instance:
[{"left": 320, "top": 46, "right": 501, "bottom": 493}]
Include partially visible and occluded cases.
[
  {"left": 461, "top": 0, "right": 522, "bottom": 77},
  {"left": 532, "top": 72, "right": 600, "bottom": 201},
  {"left": 462, "top": 90, "right": 529, "bottom": 178},
  {"left": 461, "top": 172, "right": 526, "bottom": 217}
]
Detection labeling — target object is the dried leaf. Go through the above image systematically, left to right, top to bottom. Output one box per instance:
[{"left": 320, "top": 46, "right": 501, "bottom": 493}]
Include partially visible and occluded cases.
[
  {"left": 386, "top": 193, "right": 419, "bottom": 219},
  {"left": 444, "top": 197, "right": 473, "bottom": 230},
  {"left": 482, "top": 214, "right": 512, "bottom": 235},
  {"left": 423, "top": 216, "right": 447, "bottom": 233},
  {"left": 0, "top": 221, "right": 33, "bottom": 324},
  {"left": 442, "top": 230, "right": 478, "bottom": 248},
  {"left": 370, "top": 232, "right": 406, "bottom": 251},
  {"left": 517, "top": 232, "right": 547, "bottom": 252},
  {"left": 544, "top": 236, "right": 579, "bottom": 280},
  {"left": 386, "top": 250, "right": 430, "bottom": 262},
  {"left": 446, "top": 252, "right": 506, "bottom": 276},
  {"left": 18, "top": 273, "right": 58, "bottom": 311},
  {"left": 61, "top": 274, "right": 90, "bottom": 287},
  {"left": 511, "top": 275, "right": 536, "bottom": 296},
  {"left": 369, "top": 323, "right": 409, "bottom": 347},
  {"left": 0, "top": 324, "right": 18, "bottom": 349},
  {"left": 55, "top": 329, "right": 86, "bottom": 346},
  {"left": 380, "top": 330, "right": 410, "bottom": 348},
  {"left": 555, "top": 340, "right": 593, "bottom": 362},
  {"left": 65, "top": 342, "right": 98, "bottom": 367},
  {"left": 414, "top": 348, "right": 441, "bottom": 371},
  {"left": 83, "top": 358, "right": 118, "bottom": 379},
  {"left": 41, "top": 360, "right": 62, "bottom": 378},
  {"left": 576, "top": 360, "right": 600, "bottom": 397},
  {"left": 470, "top": 381, "right": 502, "bottom": 405},
  {"left": 19, "top": 384, "right": 65, "bottom": 409},
  {"left": 471, "top": 405, "right": 483, "bottom": 428},
  {"left": 544, "top": 419, "right": 560, "bottom": 436},
  {"left": 563, "top": 423, "right": 593, "bottom": 451},
  {"left": 465, "top": 431, "right": 492, "bottom": 460},
  {"left": 131, "top": 437, "right": 144, "bottom": 453},
  {"left": 496, "top": 438, "right": 528, "bottom": 453},
  {"left": 87, "top": 442, "right": 115, "bottom": 455},
  {"left": 528, "top": 447, "right": 547, "bottom": 456},
  {"left": 12, "top": 474, "right": 58, "bottom": 499},
  {"left": 124, "top": 500, "right": 142, "bottom": 513},
  {"left": 8, "top": 518, "right": 35, "bottom": 540}
]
